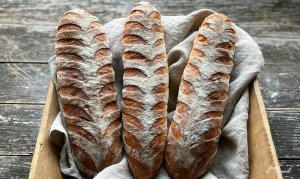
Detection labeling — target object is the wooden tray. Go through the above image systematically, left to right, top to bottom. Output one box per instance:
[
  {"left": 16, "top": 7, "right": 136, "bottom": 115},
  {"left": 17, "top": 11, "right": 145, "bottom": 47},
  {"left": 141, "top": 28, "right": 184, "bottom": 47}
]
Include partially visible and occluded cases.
[{"left": 28, "top": 79, "right": 283, "bottom": 179}]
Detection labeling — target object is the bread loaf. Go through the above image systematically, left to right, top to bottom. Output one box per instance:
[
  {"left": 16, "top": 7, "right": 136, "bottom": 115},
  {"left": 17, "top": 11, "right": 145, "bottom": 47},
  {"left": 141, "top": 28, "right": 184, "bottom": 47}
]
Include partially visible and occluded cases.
[
  {"left": 121, "top": 2, "right": 169, "bottom": 179},
  {"left": 55, "top": 9, "right": 122, "bottom": 178},
  {"left": 165, "top": 13, "right": 237, "bottom": 179}
]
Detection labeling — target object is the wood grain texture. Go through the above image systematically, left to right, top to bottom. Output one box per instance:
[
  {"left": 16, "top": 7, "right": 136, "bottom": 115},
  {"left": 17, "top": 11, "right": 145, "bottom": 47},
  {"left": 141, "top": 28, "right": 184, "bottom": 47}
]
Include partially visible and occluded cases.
[
  {"left": 0, "top": 0, "right": 299, "bottom": 38},
  {"left": 0, "top": 0, "right": 299, "bottom": 178},
  {"left": 0, "top": 24, "right": 55, "bottom": 63},
  {"left": 1, "top": 25, "right": 298, "bottom": 64},
  {"left": 1, "top": 34, "right": 300, "bottom": 109},
  {"left": 254, "top": 38, "right": 300, "bottom": 65},
  {"left": 1, "top": 62, "right": 296, "bottom": 108},
  {"left": 0, "top": 63, "right": 49, "bottom": 103},
  {"left": 259, "top": 64, "right": 300, "bottom": 108},
  {"left": 249, "top": 79, "right": 282, "bottom": 179},
  {"left": 25, "top": 80, "right": 287, "bottom": 179},
  {"left": 28, "top": 82, "right": 62, "bottom": 179},
  {"left": 0, "top": 104, "right": 43, "bottom": 155},
  {"left": 0, "top": 106, "right": 296, "bottom": 161},
  {"left": 0, "top": 107, "right": 296, "bottom": 164},
  {"left": 0, "top": 109, "right": 297, "bottom": 178},
  {"left": 268, "top": 111, "right": 300, "bottom": 159},
  {"left": 0, "top": 156, "right": 32, "bottom": 179},
  {"left": 3, "top": 156, "right": 297, "bottom": 179},
  {"left": 280, "top": 160, "right": 300, "bottom": 179}
]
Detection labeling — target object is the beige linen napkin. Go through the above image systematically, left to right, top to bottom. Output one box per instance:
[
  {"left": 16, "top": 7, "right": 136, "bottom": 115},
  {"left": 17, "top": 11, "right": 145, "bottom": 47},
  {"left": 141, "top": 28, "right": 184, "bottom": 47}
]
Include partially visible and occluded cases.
[{"left": 49, "top": 9, "right": 264, "bottom": 179}]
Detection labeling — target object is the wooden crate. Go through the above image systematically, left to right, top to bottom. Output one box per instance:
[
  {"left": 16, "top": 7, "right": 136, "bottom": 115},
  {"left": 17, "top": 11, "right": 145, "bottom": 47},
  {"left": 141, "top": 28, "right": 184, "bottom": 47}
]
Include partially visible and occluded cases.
[{"left": 28, "top": 79, "right": 283, "bottom": 179}]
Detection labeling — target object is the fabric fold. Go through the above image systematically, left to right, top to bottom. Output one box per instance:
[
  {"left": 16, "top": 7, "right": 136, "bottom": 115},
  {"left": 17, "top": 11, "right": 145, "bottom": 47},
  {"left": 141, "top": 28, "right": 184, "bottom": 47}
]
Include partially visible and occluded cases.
[{"left": 48, "top": 9, "right": 264, "bottom": 179}]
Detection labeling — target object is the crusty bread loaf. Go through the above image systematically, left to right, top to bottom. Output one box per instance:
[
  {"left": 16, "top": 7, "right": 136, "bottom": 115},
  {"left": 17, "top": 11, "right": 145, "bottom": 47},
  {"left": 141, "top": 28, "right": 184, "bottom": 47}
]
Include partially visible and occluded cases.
[
  {"left": 121, "top": 2, "right": 169, "bottom": 179},
  {"left": 55, "top": 9, "right": 122, "bottom": 178},
  {"left": 165, "top": 13, "right": 237, "bottom": 179}
]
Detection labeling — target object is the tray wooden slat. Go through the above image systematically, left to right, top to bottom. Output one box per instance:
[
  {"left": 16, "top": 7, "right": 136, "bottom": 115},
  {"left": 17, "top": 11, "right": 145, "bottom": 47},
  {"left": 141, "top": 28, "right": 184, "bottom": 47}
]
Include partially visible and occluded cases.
[
  {"left": 28, "top": 79, "right": 282, "bottom": 178},
  {"left": 249, "top": 79, "right": 282, "bottom": 179},
  {"left": 28, "top": 82, "right": 62, "bottom": 179}
]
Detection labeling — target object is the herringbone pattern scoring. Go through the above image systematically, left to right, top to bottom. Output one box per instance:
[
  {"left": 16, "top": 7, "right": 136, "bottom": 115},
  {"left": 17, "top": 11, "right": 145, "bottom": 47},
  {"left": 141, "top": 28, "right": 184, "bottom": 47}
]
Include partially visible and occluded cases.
[
  {"left": 121, "top": 2, "right": 169, "bottom": 179},
  {"left": 55, "top": 9, "right": 122, "bottom": 178},
  {"left": 165, "top": 13, "right": 237, "bottom": 179}
]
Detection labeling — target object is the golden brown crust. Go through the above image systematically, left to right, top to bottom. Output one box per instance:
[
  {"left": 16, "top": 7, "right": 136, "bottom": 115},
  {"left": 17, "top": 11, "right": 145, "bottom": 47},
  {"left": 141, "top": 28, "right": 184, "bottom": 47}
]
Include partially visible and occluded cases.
[
  {"left": 121, "top": 2, "right": 168, "bottom": 179},
  {"left": 56, "top": 9, "right": 122, "bottom": 178},
  {"left": 165, "top": 13, "right": 237, "bottom": 179}
]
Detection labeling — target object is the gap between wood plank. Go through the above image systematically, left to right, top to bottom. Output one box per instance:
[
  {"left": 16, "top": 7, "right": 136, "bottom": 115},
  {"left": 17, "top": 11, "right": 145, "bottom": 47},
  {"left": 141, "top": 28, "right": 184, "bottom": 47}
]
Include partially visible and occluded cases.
[
  {"left": 0, "top": 15, "right": 298, "bottom": 26},
  {"left": 0, "top": 61, "right": 48, "bottom": 64},
  {"left": 0, "top": 102, "right": 45, "bottom": 105},
  {"left": 266, "top": 108, "right": 300, "bottom": 112},
  {"left": 0, "top": 154, "right": 32, "bottom": 156},
  {"left": 279, "top": 158, "right": 300, "bottom": 160}
]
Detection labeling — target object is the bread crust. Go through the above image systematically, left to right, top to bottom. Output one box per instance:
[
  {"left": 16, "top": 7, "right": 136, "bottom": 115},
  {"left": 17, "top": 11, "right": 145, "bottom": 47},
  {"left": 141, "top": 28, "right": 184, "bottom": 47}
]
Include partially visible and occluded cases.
[
  {"left": 121, "top": 2, "right": 168, "bottom": 179},
  {"left": 55, "top": 9, "right": 122, "bottom": 178},
  {"left": 165, "top": 13, "right": 237, "bottom": 179}
]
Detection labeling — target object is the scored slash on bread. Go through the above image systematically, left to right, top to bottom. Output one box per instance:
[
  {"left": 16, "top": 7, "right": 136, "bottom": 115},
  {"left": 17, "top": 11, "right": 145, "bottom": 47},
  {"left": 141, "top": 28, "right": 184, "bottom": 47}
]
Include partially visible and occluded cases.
[
  {"left": 121, "top": 2, "right": 169, "bottom": 179},
  {"left": 55, "top": 9, "right": 122, "bottom": 178},
  {"left": 165, "top": 13, "right": 237, "bottom": 179}
]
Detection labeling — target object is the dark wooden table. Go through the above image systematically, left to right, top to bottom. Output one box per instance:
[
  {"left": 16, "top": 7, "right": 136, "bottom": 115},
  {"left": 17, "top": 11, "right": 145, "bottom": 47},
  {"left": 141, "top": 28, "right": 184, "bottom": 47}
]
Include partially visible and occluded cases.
[{"left": 0, "top": 0, "right": 299, "bottom": 178}]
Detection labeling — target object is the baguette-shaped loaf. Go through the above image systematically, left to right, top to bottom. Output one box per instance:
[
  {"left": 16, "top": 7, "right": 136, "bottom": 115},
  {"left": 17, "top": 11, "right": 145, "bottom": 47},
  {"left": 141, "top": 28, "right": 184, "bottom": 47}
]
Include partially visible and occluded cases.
[
  {"left": 121, "top": 2, "right": 168, "bottom": 179},
  {"left": 55, "top": 9, "right": 122, "bottom": 178},
  {"left": 165, "top": 13, "right": 237, "bottom": 179}
]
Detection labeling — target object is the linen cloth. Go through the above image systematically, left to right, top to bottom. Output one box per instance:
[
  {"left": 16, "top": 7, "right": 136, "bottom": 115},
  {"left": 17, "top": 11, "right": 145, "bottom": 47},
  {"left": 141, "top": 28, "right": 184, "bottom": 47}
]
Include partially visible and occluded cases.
[{"left": 49, "top": 9, "right": 264, "bottom": 179}]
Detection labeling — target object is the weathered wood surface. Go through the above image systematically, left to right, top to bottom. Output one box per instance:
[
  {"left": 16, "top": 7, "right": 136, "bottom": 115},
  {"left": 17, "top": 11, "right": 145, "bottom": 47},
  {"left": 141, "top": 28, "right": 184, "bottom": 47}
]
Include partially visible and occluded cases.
[
  {"left": 0, "top": 0, "right": 299, "bottom": 178},
  {"left": 0, "top": 0, "right": 299, "bottom": 38},
  {"left": 1, "top": 24, "right": 299, "bottom": 64},
  {"left": 0, "top": 25, "right": 55, "bottom": 63},
  {"left": 254, "top": 37, "right": 300, "bottom": 65},
  {"left": 0, "top": 61, "right": 298, "bottom": 108},
  {"left": 0, "top": 64, "right": 49, "bottom": 103},
  {"left": 259, "top": 64, "right": 300, "bottom": 108},
  {"left": 0, "top": 104, "right": 43, "bottom": 155},
  {"left": 0, "top": 104, "right": 297, "bottom": 159},
  {"left": 0, "top": 105, "right": 298, "bottom": 172},
  {"left": 268, "top": 111, "right": 300, "bottom": 159},
  {"left": 0, "top": 156, "right": 32, "bottom": 179},
  {"left": 0, "top": 157, "right": 298, "bottom": 179},
  {"left": 280, "top": 160, "right": 300, "bottom": 179}
]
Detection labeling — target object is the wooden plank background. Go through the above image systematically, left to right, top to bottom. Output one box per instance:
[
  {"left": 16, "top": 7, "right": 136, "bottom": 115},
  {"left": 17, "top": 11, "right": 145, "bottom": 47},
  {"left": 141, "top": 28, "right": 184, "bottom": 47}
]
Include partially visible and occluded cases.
[{"left": 0, "top": 0, "right": 299, "bottom": 178}]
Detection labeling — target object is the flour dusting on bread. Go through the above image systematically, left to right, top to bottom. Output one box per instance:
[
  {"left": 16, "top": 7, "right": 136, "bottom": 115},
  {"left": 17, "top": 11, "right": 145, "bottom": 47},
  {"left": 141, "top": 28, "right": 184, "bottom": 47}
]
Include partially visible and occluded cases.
[
  {"left": 122, "top": 2, "right": 169, "bottom": 179},
  {"left": 56, "top": 9, "right": 122, "bottom": 178},
  {"left": 165, "top": 13, "right": 237, "bottom": 179}
]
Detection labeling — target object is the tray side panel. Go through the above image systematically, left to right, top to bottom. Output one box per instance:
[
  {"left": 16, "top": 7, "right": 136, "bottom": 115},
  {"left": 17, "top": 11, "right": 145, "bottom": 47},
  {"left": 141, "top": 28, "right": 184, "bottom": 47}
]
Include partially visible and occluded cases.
[
  {"left": 29, "top": 79, "right": 283, "bottom": 179},
  {"left": 248, "top": 79, "right": 283, "bottom": 179},
  {"left": 28, "top": 82, "right": 63, "bottom": 179}
]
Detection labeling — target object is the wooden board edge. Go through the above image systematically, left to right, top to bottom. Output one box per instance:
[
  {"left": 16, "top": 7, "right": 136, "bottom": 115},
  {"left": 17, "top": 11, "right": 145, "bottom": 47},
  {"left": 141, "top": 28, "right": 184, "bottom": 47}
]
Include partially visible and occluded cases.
[
  {"left": 249, "top": 78, "right": 283, "bottom": 179},
  {"left": 28, "top": 79, "right": 284, "bottom": 178},
  {"left": 253, "top": 79, "right": 283, "bottom": 178},
  {"left": 28, "top": 81, "right": 61, "bottom": 179}
]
